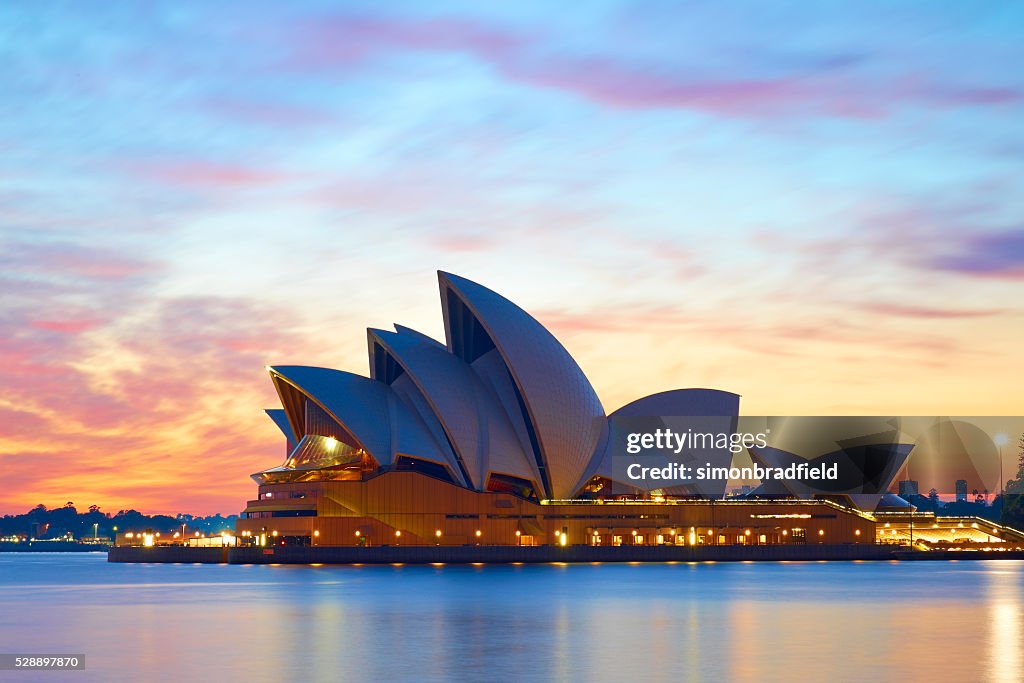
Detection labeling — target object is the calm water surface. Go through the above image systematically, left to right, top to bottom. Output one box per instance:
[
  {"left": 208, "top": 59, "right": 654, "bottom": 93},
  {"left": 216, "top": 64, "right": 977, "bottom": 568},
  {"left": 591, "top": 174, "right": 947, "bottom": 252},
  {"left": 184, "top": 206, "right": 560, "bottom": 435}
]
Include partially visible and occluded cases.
[{"left": 0, "top": 554, "right": 1021, "bottom": 682}]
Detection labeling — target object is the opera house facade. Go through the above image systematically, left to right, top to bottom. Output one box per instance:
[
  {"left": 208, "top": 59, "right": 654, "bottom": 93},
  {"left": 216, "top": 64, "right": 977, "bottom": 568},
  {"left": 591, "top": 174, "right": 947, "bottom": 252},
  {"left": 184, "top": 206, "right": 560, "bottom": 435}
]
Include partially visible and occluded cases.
[{"left": 234, "top": 272, "right": 1016, "bottom": 550}]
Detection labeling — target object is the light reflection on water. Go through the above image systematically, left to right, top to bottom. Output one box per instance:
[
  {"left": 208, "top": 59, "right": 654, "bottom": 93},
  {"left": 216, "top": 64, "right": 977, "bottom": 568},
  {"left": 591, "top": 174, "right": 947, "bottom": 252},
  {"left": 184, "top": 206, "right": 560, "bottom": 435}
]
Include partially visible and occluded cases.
[{"left": 0, "top": 554, "right": 1021, "bottom": 683}]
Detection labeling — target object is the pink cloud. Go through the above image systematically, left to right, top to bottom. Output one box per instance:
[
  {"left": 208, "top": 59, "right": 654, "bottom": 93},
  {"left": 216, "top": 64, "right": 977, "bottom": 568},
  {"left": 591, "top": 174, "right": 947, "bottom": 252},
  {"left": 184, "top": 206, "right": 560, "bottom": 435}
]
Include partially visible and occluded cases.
[
  {"left": 278, "top": 14, "right": 1023, "bottom": 119},
  {"left": 289, "top": 15, "right": 525, "bottom": 70},
  {"left": 508, "top": 59, "right": 826, "bottom": 116},
  {"left": 500, "top": 60, "right": 1022, "bottom": 118},
  {"left": 921, "top": 84, "right": 1023, "bottom": 107},
  {"left": 201, "top": 97, "right": 337, "bottom": 128},
  {"left": 131, "top": 160, "right": 294, "bottom": 188},
  {"left": 754, "top": 199, "right": 1024, "bottom": 288},
  {"left": 926, "top": 229, "right": 1024, "bottom": 280},
  {"left": 427, "top": 232, "right": 501, "bottom": 254},
  {"left": 1, "top": 242, "right": 152, "bottom": 281},
  {"left": 857, "top": 303, "right": 1005, "bottom": 319},
  {"left": 29, "top": 319, "right": 103, "bottom": 334},
  {"left": 0, "top": 408, "right": 51, "bottom": 440}
]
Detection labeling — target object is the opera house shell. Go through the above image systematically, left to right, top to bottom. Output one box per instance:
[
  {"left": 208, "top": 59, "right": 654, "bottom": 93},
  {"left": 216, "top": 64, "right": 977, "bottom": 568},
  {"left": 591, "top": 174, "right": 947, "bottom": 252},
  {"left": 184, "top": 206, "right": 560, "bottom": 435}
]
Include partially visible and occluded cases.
[{"left": 259, "top": 271, "right": 739, "bottom": 501}]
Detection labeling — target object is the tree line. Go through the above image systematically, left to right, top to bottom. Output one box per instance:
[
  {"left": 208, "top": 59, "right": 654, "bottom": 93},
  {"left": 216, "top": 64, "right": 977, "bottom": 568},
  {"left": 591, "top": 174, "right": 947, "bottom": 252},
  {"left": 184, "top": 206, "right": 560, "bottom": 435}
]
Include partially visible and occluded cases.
[{"left": 0, "top": 503, "right": 238, "bottom": 541}]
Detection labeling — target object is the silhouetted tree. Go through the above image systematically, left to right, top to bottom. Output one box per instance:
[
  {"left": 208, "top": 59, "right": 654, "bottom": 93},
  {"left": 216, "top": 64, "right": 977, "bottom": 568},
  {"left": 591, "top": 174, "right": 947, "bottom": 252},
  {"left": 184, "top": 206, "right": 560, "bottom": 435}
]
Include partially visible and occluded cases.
[
  {"left": 1001, "top": 433, "right": 1024, "bottom": 529},
  {"left": 1017, "top": 433, "right": 1024, "bottom": 482}
]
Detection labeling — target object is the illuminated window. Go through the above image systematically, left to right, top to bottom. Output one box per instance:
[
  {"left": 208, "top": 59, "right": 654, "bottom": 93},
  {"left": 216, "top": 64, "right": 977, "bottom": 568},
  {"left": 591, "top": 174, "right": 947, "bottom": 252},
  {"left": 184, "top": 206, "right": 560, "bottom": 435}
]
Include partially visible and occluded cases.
[{"left": 759, "top": 534, "right": 767, "bottom": 544}]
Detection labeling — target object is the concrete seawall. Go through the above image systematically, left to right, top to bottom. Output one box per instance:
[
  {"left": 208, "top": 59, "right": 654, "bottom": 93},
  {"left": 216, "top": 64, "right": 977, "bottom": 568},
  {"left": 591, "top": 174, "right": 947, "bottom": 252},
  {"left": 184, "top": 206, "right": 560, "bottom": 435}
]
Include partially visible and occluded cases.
[
  {"left": 106, "top": 544, "right": 1024, "bottom": 564},
  {"left": 108, "top": 546, "right": 229, "bottom": 563}
]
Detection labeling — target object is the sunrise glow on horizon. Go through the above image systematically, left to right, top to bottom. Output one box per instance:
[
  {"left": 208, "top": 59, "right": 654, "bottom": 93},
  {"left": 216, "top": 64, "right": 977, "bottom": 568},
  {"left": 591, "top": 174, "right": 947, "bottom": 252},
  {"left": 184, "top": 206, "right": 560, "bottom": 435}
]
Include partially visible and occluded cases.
[{"left": 2, "top": 3, "right": 1023, "bottom": 515}]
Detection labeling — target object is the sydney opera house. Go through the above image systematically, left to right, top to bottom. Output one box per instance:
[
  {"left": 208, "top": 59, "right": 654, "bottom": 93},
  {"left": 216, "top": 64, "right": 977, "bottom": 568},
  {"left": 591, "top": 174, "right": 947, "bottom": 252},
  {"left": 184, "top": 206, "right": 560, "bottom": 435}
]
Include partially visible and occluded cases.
[{"left": 234, "top": 272, "right": 1018, "bottom": 550}]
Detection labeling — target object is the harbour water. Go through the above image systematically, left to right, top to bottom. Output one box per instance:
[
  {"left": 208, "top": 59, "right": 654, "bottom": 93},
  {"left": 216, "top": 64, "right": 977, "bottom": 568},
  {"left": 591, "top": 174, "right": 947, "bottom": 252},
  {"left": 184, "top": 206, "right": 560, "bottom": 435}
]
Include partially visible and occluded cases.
[{"left": 1, "top": 554, "right": 1021, "bottom": 682}]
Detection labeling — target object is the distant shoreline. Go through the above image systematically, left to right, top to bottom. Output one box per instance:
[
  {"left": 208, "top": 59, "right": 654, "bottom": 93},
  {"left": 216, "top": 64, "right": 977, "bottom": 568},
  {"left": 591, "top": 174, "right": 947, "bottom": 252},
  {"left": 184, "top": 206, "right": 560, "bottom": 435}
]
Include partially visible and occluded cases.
[{"left": 1, "top": 541, "right": 108, "bottom": 553}]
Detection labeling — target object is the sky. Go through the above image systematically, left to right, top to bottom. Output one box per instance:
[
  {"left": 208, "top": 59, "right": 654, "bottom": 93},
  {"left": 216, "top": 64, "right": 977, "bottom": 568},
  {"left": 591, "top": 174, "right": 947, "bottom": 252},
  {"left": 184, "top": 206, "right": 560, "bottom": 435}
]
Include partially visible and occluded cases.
[{"left": 2, "top": 1, "right": 1023, "bottom": 515}]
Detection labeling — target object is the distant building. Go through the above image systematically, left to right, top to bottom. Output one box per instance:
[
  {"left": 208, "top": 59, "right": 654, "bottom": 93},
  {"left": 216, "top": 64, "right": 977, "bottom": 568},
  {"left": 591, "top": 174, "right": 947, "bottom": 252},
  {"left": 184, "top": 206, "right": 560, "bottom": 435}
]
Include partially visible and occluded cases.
[
  {"left": 956, "top": 479, "right": 968, "bottom": 503},
  {"left": 899, "top": 480, "right": 919, "bottom": 498}
]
